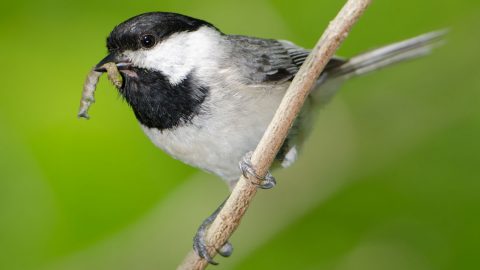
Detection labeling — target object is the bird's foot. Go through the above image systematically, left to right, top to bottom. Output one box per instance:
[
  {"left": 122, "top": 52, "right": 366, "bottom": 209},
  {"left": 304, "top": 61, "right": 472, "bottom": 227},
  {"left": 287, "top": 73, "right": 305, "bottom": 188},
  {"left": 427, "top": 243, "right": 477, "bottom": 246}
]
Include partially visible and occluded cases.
[
  {"left": 239, "top": 151, "right": 276, "bottom": 189},
  {"left": 193, "top": 201, "right": 233, "bottom": 265}
]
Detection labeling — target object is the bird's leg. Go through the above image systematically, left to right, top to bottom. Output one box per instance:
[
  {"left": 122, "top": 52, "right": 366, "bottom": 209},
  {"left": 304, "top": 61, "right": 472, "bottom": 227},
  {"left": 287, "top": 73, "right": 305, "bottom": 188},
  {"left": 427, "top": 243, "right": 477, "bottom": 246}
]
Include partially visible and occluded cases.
[
  {"left": 194, "top": 151, "right": 276, "bottom": 264},
  {"left": 239, "top": 151, "right": 276, "bottom": 189},
  {"left": 193, "top": 199, "right": 233, "bottom": 265}
]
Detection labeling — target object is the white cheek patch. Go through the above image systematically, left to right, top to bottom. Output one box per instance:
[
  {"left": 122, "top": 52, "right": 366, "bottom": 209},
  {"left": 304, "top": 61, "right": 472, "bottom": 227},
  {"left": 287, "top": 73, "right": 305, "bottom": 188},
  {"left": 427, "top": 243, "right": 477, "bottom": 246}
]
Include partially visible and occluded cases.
[{"left": 124, "top": 27, "right": 222, "bottom": 85}]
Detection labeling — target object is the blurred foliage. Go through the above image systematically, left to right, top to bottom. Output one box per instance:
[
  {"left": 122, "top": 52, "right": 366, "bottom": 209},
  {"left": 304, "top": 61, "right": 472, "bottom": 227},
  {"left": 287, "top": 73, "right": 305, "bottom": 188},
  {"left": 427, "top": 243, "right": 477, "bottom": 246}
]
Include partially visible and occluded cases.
[{"left": 0, "top": 0, "right": 479, "bottom": 269}]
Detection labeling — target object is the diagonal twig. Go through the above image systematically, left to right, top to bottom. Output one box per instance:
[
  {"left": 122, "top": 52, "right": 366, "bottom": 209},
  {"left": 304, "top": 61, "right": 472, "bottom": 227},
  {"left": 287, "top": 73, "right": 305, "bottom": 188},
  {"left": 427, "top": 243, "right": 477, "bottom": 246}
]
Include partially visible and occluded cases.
[{"left": 178, "top": 0, "right": 372, "bottom": 269}]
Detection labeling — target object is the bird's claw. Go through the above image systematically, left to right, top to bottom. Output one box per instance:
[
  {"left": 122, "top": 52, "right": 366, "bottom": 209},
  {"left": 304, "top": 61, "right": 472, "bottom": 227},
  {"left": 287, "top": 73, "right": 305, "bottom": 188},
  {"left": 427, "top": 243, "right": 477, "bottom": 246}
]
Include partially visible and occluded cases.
[
  {"left": 192, "top": 150, "right": 276, "bottom": 264},
  {"left": 239, "top": 151, "right": 277, "bottom": 189},
  {"left": 193, "top": 201, "right": 233, "bottom": 265},
  {"left": 193, "top": 234, "right": 233, "bottom": 265},
  {"left": 217, "top": 241, "right": 233, "bottom": 257}
]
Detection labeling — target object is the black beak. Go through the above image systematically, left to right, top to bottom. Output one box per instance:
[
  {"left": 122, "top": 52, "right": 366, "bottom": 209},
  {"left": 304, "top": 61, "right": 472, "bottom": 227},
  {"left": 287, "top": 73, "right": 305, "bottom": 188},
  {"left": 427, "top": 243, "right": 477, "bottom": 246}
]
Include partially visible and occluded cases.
[{"left": 94, "top": 53, "right": 132, "bottom": 72}]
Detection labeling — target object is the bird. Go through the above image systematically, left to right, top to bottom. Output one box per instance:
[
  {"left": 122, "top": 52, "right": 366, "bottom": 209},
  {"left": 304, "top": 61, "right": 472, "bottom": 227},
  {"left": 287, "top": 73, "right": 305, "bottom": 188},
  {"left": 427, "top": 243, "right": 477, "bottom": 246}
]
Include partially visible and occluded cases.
[{"left": 89, "top": 11, "right": 444, "bottom": 264}]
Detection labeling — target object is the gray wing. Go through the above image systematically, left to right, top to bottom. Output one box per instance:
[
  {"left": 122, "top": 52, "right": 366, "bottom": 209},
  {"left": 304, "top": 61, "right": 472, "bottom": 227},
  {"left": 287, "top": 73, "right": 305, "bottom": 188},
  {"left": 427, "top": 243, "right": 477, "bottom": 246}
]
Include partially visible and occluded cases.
[
  {"left": 224, "top": 35, "right": 346, "bottom": 168},
  {"left": 225, "top": 35, "right": 345, "bottom": 84}
]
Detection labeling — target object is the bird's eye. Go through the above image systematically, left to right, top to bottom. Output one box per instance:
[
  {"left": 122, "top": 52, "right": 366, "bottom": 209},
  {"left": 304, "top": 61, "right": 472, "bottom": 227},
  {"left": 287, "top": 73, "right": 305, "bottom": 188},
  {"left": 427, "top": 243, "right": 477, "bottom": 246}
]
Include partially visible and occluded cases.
[{"left": 140, "top": 34, "right": 156, "bottom": 49}]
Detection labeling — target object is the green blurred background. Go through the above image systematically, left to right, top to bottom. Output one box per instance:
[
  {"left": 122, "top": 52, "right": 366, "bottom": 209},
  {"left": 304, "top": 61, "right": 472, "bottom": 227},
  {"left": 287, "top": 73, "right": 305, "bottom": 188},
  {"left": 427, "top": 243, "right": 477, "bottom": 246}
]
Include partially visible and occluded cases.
[{"left": 1, "top": 0, "right": 479, "bottom": 269}]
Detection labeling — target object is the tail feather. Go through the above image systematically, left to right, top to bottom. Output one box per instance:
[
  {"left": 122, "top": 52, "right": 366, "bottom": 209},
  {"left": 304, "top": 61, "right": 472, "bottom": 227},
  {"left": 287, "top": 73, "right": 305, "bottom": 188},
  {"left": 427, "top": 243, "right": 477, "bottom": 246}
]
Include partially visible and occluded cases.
[
  {"left": 310, "top": 30, "right": 446, "bottom": 106},
  {"left": 329, "top": 30, "right": 447, "bottom": 79}
]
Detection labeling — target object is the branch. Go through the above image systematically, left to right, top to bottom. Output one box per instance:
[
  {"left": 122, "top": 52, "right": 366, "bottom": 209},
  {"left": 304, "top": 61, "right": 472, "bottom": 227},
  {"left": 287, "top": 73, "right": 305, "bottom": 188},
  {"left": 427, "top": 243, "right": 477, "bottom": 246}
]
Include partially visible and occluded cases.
[{"left": 178, "top": 0, "right": 372, "bottom": 269}]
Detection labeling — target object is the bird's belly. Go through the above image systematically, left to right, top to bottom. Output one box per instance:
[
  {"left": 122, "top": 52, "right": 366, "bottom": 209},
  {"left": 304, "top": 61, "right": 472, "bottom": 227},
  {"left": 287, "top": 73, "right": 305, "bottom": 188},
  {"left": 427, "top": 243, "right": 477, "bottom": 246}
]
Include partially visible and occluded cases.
[
  {"left": 138, "top": 79, "right": 288, "bottom": 184},
  {"left": 140, "top": 115, "right": 271, "bottom": 182}
]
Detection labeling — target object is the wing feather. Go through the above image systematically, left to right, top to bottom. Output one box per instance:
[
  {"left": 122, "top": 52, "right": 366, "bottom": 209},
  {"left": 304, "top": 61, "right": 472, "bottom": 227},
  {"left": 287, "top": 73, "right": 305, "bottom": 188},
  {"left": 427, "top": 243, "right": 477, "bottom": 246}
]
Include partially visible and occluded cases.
[{"left": 225, "top": 35, "right": 345, "bottom": 84}]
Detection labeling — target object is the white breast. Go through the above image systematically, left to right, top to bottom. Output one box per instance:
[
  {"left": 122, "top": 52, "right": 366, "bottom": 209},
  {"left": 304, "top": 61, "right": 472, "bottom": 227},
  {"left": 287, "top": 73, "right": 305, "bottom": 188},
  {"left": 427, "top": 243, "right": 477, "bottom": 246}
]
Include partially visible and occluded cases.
[{"left": 141, "top": 81, "right": 287, "bottom": 185}]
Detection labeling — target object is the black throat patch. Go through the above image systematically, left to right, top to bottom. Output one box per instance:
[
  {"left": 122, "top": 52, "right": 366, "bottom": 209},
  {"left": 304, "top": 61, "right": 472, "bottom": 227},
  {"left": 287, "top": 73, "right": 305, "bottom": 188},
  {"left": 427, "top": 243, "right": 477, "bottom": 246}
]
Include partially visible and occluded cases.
[{"left": 120, "top": 68, "right": 209, "bottom": 130}]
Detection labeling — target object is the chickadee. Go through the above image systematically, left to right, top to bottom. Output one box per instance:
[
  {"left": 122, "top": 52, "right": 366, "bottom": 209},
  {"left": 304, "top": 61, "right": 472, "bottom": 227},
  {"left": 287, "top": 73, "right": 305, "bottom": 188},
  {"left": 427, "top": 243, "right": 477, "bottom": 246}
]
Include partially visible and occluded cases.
[{"left": 90, "top": 11, "right": 443, "bottom": 263}]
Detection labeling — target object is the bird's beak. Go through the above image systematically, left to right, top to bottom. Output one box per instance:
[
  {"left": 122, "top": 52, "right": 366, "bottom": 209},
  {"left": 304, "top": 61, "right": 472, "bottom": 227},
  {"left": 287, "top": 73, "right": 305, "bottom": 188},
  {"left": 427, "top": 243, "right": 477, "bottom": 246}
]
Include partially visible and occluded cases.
[{"left": 94, "top": 53, "right": 132, "bottom": 72}]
